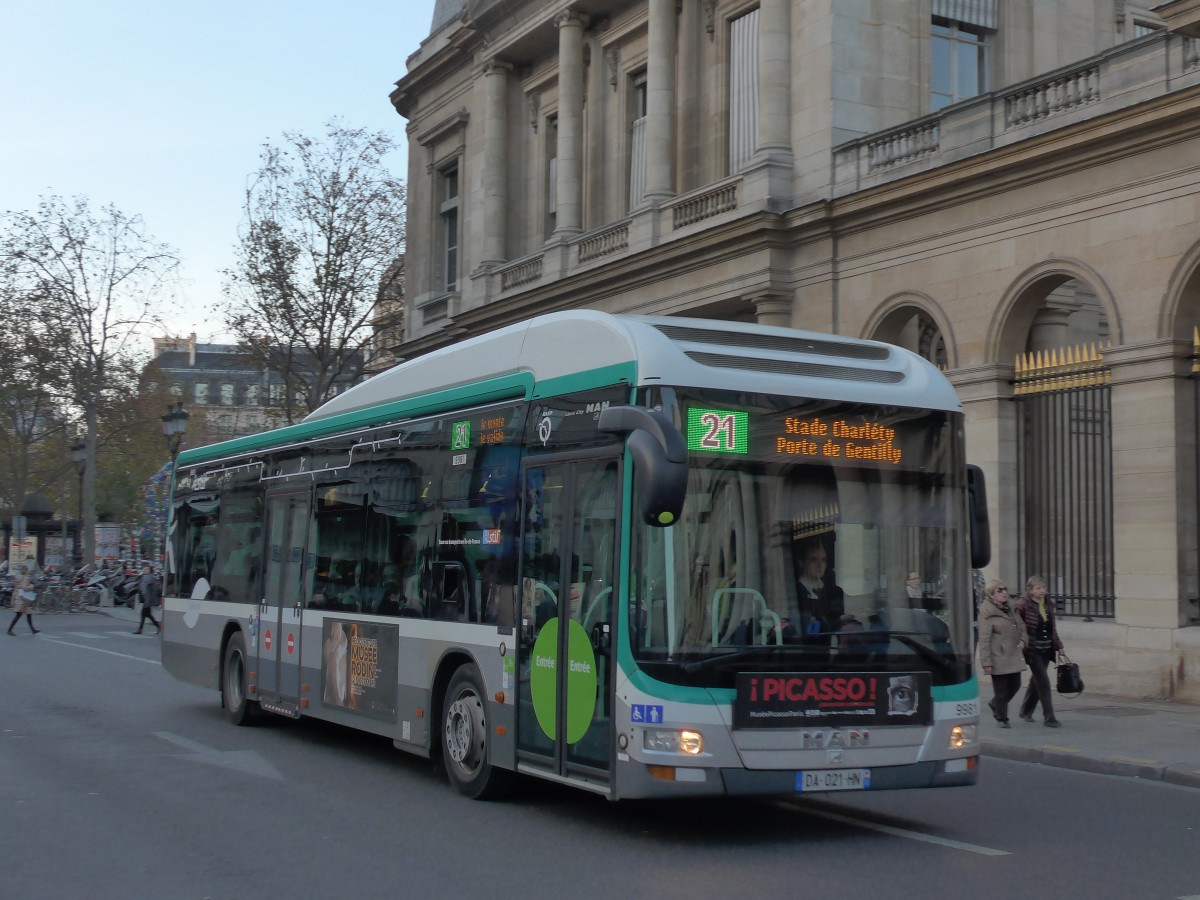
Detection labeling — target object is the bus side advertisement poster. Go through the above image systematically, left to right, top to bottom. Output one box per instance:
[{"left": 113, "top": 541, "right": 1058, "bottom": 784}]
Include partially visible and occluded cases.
[
  {"left": 321, "top": 619, "right": 399, "bottom": 721},
  {"left": 732, "top": 672, "right": 932, "bottom": 729}
]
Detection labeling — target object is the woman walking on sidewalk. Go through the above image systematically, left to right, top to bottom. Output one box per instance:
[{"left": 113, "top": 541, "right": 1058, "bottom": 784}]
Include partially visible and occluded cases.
[
  {"left": 7, "top": 564, "right": 40, "bottom": 635},
  {"left": 134, "top": 564, "right": 161, "bottom": 634},
  {"left": 1016, "top": 575, "right": 1064, "bottom": 727},
  {"left": 977, "top": 581, "right": 1025, "bottom": 727}
]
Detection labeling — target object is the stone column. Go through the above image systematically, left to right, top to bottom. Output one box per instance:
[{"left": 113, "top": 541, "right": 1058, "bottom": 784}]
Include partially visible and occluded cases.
[
  {"left": 644, "top": 0, "right": 676, "bottom": 202},
  {"left": 757, "top": 0, "right": 791, "bottom": 159},
  {"left": 554, "top": 11, "right": 587, "bottom": 237},
  {"left": 480, "top": 58, "right": 511, "bottom": 268},
  {"left": 749, "top": 291, "right": 793, "bottom": 328},
  {"left": 1027, "top": 306, "right": 1073, "bottom": 352},
  {"left": 1106, "top": 341, "right": 1194, "bottom": 630},
  {"left": 947, "top": 366, "right": 1019, "bottom": 588}
]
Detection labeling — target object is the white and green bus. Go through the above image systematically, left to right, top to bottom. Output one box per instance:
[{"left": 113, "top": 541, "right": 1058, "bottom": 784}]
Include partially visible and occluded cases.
[{"left": 162, "top": 310, "right": 989, "bottom": 800}]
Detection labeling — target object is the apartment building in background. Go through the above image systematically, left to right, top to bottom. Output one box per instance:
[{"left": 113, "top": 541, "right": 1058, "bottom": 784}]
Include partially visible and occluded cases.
[{"left": 149, "top": 336, "right": 364, "bottom": 438}]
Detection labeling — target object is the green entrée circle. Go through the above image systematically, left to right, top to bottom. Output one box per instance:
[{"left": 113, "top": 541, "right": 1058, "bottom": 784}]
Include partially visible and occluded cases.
[
  {"left": 529, "top": 618, "right": 599, "bottom": 744},
  {"left": 530, "top": 618, "right": 559, "bottom": 739}
]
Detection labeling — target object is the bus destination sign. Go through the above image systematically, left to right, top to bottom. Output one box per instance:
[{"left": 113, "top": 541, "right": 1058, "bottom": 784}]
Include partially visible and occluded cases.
[
  {"left": 686, "top": 406, "right": 907, "bottom": 466},
  {"left": 775, "top": 416, "right": 902, "bottom": 465}
]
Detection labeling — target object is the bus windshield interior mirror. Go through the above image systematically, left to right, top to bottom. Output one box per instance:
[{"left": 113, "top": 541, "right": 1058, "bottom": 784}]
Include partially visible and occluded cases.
[
  {"left": 597, "top": 405, "right": 688, "bottom": 527},
  {"left": 966, "top": 464, "right": 991, "bottom": 569}
]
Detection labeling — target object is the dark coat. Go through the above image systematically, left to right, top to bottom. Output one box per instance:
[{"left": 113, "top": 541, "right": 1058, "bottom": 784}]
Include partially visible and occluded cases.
[
  {"left": 139, "top": 573, "right": 163, "bottom": 607},
  {"left": 1016, "top": 591, "right": 1063, "bottom": 654}
]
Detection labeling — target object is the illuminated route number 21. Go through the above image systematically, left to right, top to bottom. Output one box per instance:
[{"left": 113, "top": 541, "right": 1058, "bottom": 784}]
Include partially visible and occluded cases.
[{"left": 687, "top": 408, "right": 749, "bottom": 454}]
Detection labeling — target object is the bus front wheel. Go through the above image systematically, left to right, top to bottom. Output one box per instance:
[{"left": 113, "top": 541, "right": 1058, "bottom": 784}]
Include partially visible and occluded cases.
[
  {"left": 222, "top": 632, "right": 260, "bottom": 726},
  {"left": 441, "top": 665, "right": 509, "bottom": 799}
]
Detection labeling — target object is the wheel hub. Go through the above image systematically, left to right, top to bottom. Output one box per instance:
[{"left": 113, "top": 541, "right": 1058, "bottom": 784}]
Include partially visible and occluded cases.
[{"left": 446, "top": 694, "right": 485, "bottom": 769}]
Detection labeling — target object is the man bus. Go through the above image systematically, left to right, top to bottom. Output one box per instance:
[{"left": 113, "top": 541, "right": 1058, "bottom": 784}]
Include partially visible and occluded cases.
[{"left": 162, "top": 310, "right": 988, "bottom": 799}]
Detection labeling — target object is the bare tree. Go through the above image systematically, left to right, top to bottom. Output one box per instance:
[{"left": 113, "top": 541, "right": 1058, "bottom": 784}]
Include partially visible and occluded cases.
[
  {"left": 223, "top": 119, "right": 406, "bottom": 425},
  {"left": 1, "top": 196, "right": 178, "bottom": 565},
  {"left": 0, "top": 330, "right": 73, "bottom": 515}
]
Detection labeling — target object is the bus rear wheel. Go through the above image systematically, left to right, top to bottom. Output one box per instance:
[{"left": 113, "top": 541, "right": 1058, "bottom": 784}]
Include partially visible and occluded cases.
[
  {"left": 222, "top": 632, "right": 260, "bottom": 726},
  {"left": 441, "top": 665, "right": 509, "bottom": 799}
]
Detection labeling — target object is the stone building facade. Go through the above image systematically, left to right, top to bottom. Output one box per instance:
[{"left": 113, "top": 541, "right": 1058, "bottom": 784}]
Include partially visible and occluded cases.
[{"left": 391, "top": 0, "right": 1200, "bottom": 700}]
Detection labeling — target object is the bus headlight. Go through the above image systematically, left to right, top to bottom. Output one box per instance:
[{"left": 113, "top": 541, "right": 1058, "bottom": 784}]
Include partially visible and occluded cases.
[
  {"left": 949, "top": 724, "right": 977, "bottom": 749},
  {"left": 644, "top": 728, "right": 704, "bottom": 755}
]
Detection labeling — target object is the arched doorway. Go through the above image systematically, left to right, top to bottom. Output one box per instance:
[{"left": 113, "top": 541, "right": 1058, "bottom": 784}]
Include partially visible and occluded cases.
[
  {"left": 1013, "top": 277, "right": 1113, "bottom": 619},
  {"left": 865, "top": 298, "right": 951, "bottom": 368}
]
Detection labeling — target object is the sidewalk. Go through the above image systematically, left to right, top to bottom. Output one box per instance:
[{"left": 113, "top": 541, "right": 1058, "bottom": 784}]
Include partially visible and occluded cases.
[{"left": 979, "top": 685, "right": 1200, "bottom": 789}]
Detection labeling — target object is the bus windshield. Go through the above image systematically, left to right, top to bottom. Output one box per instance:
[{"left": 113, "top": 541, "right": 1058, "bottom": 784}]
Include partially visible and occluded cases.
[{"left": 629, "top": 388, "right": 972, "bottom": 690}]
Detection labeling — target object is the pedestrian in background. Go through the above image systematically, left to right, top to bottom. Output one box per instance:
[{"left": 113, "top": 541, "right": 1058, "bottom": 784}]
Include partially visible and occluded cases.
[
  {"left": 7, "top": 564, "right": 40, "bottom": 635},
  {"left": 134, "top": 564, "right": 162, "bottom": 635},
  {"left": 1016, "top": 575, "right": 1064, "bottom": 727},
  {"left": 977, "top": 581, "right": 1025, "bottom": 727}
]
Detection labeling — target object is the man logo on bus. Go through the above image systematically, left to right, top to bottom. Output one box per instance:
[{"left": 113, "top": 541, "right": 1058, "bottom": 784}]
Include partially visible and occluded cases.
[
  {"left": 538, "top": 414, "right": 553, "bottom": 445},
  {"left": 887, "top": 675, "right": 918, "bottom": 716}
]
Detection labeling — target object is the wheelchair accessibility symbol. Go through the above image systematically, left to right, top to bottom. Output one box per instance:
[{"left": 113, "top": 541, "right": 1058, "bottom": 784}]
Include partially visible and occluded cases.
[{"left": 631, "top": 704, "right": 663, "bottom": 724}]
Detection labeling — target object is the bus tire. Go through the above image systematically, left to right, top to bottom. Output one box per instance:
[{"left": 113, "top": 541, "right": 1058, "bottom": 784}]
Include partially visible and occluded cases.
[
  {"left": 222, "top": 632, "right": 260, "bottom": 726},
  {"left": 441, "top": 665, "right": 509, "bottom": 799}
]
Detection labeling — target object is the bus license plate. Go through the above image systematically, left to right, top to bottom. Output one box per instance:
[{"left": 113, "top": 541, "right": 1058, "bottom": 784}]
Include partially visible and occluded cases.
[{"left": 796, "top": 768, "right": 871, "bottom": 792}]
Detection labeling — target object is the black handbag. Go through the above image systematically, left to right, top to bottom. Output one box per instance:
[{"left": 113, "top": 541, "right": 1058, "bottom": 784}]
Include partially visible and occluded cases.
[{"left": 1056, "top": 652, "right": 1084, "bottom": 696}]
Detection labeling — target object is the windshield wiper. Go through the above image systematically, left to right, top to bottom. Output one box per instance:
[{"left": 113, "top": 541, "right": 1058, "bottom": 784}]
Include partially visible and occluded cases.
[
  {"left": 884, "top": 631, "right": 958, "bottom": 676},
  {"left": 679, "top": 646, "right": 777, "bottom": 673}
]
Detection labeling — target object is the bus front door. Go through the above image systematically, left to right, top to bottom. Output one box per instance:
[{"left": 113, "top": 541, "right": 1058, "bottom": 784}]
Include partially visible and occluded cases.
[
  {"left": 517, "top": 457, "right": 619, "bottom": 784},
  {"left": 258, "top": 489, "right": 310, "bottom": 710}
]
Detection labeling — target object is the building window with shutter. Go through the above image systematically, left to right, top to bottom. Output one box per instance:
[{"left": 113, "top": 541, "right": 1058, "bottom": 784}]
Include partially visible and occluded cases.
[
  {"left": 930, "top": 1, "right": 995, "bottom": 111},
  {"left": 728, "top": 8, "right": 759, "bottom": 175},
  {"left": 931, "top": 20, "right": 986, "bottom": 110},
  {"left": 628, "top": 74, "right": 647, "bottom": 211},
  {"left": 544, "top": 117, "right": 558, "bottom": 238},
  {"left": 439, "top": 164, "right": 460, "bottom": 293}
]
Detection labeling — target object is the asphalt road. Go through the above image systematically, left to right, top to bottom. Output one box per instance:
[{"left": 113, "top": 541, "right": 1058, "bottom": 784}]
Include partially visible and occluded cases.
[{"left": 2, "top": 616, "right": 1198, "bottom": 900}]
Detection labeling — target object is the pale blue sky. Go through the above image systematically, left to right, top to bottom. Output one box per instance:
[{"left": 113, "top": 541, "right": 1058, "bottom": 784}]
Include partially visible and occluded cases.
[{"left": 1, "top": 0, "right": 438, "bottom": 342}]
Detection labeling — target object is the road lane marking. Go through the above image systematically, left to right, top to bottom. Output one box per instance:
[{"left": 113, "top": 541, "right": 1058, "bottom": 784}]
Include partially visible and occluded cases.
[
  {"left": 41, "top": 636, "right": 161, "bottom": 664},
  {"left": 155, "top": 731, "right": 284, "bottom": 780},
  {"left": 774, "top": 801, "right": 1012, "bottom": 856}
]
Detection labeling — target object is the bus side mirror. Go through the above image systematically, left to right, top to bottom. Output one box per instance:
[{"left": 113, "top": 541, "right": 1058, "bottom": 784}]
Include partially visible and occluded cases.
[
  {"left": 598, "top": 406, "right": 688, "bottom": 527},
  {"left": 967, "top": 464, "right": 991, "bottom": 569}
]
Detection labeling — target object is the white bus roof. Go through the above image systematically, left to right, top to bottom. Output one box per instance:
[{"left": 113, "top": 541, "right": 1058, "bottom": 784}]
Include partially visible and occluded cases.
[{"left": 308, "top": 310, "right": 960, "bottom": 423}]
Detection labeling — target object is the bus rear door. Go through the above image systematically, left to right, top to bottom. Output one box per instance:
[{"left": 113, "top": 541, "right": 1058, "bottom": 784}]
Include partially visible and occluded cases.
[{"left": 258, "top": 488, "right": 310, "bottom": 712}]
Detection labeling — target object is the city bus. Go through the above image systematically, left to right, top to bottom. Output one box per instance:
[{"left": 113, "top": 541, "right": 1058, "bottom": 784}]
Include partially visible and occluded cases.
[{"left": 162, "top": 310, "right": 989, "bottom": 800}]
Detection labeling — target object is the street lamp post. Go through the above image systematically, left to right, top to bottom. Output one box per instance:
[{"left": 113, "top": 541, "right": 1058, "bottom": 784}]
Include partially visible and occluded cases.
[
  {"left": 161, "top": 401, "right": 189, "bottom": 464},
  {"left": 159, "top": 402, "right": 189, "bottom": 567},
  {"left": 71, "top": 439, "right": 87, "bottom": 569}
]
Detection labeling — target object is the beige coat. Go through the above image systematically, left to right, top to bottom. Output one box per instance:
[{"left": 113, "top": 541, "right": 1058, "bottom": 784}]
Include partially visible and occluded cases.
[
  {"left": 11, "top": 571, "right": 35, "bottom": 614},
  {"left": 977, "top": 597, "right": 1026, "bottom": 676}
]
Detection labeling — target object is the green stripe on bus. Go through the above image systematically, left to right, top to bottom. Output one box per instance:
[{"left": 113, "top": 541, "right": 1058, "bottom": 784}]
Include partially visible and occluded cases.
[{"left": 177, "top": 373, "right": 535, "bottom": 466}]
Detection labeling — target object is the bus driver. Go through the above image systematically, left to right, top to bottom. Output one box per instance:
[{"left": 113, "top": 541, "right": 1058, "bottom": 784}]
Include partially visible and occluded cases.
[{"left": 795, "top": 537, "right": 844, "bottom": 645}]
